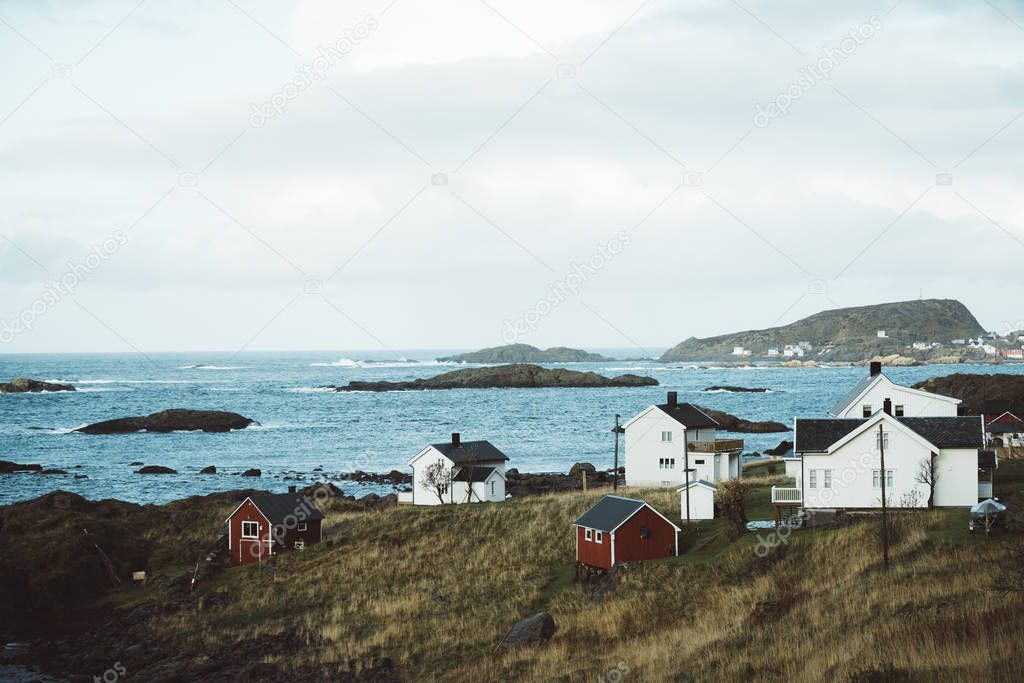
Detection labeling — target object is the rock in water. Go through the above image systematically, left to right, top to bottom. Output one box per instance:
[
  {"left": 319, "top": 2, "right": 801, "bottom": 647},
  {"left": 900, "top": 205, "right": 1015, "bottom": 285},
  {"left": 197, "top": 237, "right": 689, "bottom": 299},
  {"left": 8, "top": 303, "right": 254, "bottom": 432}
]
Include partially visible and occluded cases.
[
  {"left": 326, "top": 364, "right": 658, "bottom": 392},
  {"left": 0, "top": 378, "right": 76, "bottom": 393},
  {"left": 76, "top": 409, "right": 255, "bottom": 434},
  {"left": 0, "top": 461, "right": 43, "bottom": 473},
  {"left": 136, "top": 465, "right": 177, "bottom": 474},
  {"left": 200, "top": 466, "right": 217, "bottom": 474},
  {"left": 242, "top": 468, "right": 261, "bottom": 477},
  {"left": 499, "top": 612, "right": 556, "bottom": 649}
]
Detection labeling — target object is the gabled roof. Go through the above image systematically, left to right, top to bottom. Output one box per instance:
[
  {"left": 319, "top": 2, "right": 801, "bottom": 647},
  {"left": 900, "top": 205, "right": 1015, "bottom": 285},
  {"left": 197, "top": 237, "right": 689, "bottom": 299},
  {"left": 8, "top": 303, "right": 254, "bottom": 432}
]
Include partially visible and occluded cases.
[
  {"left": 827, "top": 371, "right": 961, "bottom": 417},
  {"left": 828, "top": 374, "right": 881, "bottom": 417},
  {"left": 624, "top": 402, "right": 718, "bottom": 430},
  {"left": 988, "top": 411, "right": 1024, "bottom": 426},
  {"left": 795, "top": 415, "right": 984, "bottom": 452},
  {"left": 430, "top": 440, "right": 509, "bottom": 464},
  {"left": 452, "top": 465, "right": 500, "bottom": 482},
  {"left": 676, "top": 479, "right": 717, "bottom": 491},
  {"left": 229, "top": 492, "right": 324, "bottom": 525},
  {"left": 573, "top": 495, "right": 681, "bottom": 533}
]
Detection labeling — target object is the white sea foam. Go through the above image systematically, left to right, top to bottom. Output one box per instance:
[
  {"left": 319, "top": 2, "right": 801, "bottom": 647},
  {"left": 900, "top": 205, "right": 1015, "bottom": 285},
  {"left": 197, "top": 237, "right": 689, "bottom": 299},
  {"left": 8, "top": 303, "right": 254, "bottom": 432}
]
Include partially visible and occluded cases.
[
  {"left": 309, "top": 357, "right": 464, "bottom": 368},
  {"left": 179, "top": 365, "right": 249, "bottom": 370},
  {"left": 287, "top": 386, "right": 337, "bottom": 393}
]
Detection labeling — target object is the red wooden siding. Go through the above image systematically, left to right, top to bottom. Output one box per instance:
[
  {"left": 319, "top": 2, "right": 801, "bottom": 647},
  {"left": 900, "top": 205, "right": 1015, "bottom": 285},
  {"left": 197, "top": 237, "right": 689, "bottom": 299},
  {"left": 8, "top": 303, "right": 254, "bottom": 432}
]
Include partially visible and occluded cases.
[
  {"left": 229, "top": 499, "right": 272, "bottom": 565},
  {"left": 613, "top": 506, "right": 677, "bottom": 564},
  {"left": 576, "top": 525, "right": 613, "bottom": 570}
]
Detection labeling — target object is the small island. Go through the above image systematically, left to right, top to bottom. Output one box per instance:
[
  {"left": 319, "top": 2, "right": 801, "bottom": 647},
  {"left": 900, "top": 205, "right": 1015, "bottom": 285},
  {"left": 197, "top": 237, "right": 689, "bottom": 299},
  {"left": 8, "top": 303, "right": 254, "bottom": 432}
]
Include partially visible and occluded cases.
[
  {"left": 437, "top": 344, "right": 612, "bottom": 363},
  {"left": 322, "top": 364, "right": 658, "bottom": 392},
  {"left": 912, "top": 373, "right": 1024, "bottom": 415},
  {"left": 1, "top": 378, "right": 76, "bottom": 393},
  {"left": 695, "top": 405, "right": 789, "bottom": 433},
  {"left": 76, "top": 409, "right": 255, "bottom": 434}
]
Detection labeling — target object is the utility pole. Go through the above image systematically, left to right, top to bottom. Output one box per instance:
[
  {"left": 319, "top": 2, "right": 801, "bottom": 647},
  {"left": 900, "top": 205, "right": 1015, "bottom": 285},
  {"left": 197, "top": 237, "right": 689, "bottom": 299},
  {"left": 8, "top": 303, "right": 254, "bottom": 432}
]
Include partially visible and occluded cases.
[
  {"left": 612, "top": 415, "right": 624, "bottom": 492},
  {"left": 879, "top": 422, "right": 890, "bottom": 569},
  {"left": 683, "top": 438, "right": 694, "bottom": 528}
]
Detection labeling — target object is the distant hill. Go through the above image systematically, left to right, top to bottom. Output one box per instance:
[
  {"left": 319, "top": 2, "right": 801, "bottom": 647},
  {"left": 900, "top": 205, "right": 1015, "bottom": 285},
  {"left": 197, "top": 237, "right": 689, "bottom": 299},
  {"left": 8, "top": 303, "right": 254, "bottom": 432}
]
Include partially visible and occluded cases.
[
  {"left": 660, "top": 299, "right": 986, "bottom": 363},
  {"left": 438, "top": 344, "right": 612, "bottom": 363},
  {"left": 913, "top": 373, "right": 1024, "bottom": 416}
]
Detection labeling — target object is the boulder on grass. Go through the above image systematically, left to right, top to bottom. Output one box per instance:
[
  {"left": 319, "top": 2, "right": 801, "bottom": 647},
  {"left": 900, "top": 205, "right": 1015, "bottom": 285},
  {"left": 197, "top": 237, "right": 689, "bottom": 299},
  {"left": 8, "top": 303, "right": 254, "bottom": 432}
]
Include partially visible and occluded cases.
[
  {"left": 569, "top": 463, "right": 596, "bottom": 478},
  {"left": 498, "top": 612, "right": 556, "bottom": 649}
]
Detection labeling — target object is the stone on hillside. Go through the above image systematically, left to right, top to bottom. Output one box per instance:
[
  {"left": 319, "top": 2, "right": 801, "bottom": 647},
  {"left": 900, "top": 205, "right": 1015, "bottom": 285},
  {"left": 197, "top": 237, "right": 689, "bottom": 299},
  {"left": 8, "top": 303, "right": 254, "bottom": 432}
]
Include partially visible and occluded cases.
[{"left": 498, "top": 612, "right": 556, "bottom": 649}]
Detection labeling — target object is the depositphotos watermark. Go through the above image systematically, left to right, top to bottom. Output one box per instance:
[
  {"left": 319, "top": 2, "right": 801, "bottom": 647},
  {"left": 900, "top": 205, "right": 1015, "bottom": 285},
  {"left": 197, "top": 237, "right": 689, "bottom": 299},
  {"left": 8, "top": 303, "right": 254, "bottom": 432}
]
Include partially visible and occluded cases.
[
  {"left": 249, "top": 15, "right": 379, "bottom": 127},
  {"left": 754, "top": 15, "right": 883, "bottom": 128},
  {"left": 1, "top": 231, "right": 129, "bottom": 344},
  {"left": 501, "top": 231, "right": 632, "bottom": 344}
]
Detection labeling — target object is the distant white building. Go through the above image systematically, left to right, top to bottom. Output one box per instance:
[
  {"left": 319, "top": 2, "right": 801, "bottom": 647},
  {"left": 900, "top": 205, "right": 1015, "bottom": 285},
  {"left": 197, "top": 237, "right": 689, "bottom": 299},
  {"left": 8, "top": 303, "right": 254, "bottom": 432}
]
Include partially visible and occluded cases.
[
  {"left": 877, "top": 330, "right": 888, "bottom": 339},
  {"left": 952, "top": 339, "right": 966, "bottom": 345},
  {"left": 798, "top": 341, "right": 813, "bottom": 351},
  {"left": 912, "top": 342, "right": 929, "bottom": 351},
  {"left": 783, "top": 344, "right": 805, "bottom": 358},
  {"left": 983, "top": 344, "right": 998, "bottom": 356},
  {"left": 732, "top": 346, "right": 751, "bottom": 356},
  {"left": 767, "top": 347, "right": 780, "bottom": 356},
  {"left": 827, "top": 362, "right": 960, "bottom": 419},
  {"left": 624, "top": 392, "right": 743, "bottom": 487},
  {"left": 404, "top": 433, "right": 508, "bottom": 505}
]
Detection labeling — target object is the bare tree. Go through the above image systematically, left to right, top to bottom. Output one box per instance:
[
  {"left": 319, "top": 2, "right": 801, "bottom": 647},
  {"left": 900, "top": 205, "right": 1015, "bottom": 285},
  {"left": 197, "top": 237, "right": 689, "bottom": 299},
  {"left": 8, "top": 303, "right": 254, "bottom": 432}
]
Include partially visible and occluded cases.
[
  {"left": 914, "top": 455, "right": 940, "bottom": 508},
  {"left": 460, "top": 456, "right": 482, "bottom": 503},
  {"left": 422, "top": 460, "right": 452, "bottom": 504},
  {"left": 716, "top": 479, "right": 751, "bottom": 539}
]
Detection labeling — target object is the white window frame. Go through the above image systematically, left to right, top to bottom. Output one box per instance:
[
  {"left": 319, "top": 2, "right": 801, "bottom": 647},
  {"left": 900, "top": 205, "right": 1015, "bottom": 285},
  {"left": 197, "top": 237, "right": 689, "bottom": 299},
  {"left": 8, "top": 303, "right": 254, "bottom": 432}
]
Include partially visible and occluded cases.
[
  {"left": 863, "top": 404, "right": 872, "bottom": 418},
  {"left": 894, "top": 404, "right": 905, "bottom": 417},
  {"left": 661, "top": 431, "right": 673, "bottom": 443},
  {"left": 876, "top": 432, "right": 890, "bottom": 451},
  {"left": 873, "top": 469, "right": 894, "bottom": 488},
  {"left": 809, "top": 470, "right": 818, "bottom": 489},
  {"left": 824, "top": 470, "right": 832, "bottom": 489},
  {"left": 490, "top": 481, "right": 495, "bottom": 496},
  {"left": 241, "top": 521, "right": 259, "bottom": 539},
  {"left": 297, "top": 522, "right": 308, "bottom": 532},
  {"left": 585, "top": 528, "right": 593, "bottom": 541},
  {"left": 595, "top": 531, "right": 603, "bottom": 544},
  {"left": 294, "top": 540, "right": 305, "bottom": 550}
]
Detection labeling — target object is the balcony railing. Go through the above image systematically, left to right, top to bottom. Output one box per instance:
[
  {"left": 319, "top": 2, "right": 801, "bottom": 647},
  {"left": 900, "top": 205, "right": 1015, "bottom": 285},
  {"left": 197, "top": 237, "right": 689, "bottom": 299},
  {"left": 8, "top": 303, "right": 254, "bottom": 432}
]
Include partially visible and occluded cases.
[
  {"left": 688, "top": 439, "right": 745, "bottom": 453},
  {"left": 771, "top": 486, "right": 802, "bottom": 504}
]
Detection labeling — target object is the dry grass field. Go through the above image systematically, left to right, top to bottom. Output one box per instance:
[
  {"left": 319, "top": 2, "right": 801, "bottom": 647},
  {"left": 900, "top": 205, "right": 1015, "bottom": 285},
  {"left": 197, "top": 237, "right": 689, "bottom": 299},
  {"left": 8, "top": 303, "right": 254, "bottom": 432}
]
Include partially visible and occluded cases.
[{"left": 3, "top": 463, "right": 1023, "bottom": 681}]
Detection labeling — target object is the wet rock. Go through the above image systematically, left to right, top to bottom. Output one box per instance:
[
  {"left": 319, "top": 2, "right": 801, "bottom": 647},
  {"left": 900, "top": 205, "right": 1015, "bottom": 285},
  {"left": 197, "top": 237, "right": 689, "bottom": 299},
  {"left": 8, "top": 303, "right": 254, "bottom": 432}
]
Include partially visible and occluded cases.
[
  {"left": 0, "top": 378, "right": 76, "bottom": 393},
  {"left": 77, "top": 409, "right": 255, "bottom": 435},
  {"left": 0, "top": 461, "right": 43, "bottom": 473},
  {"left": 137, "top": 465, "right": 177, "bottom": 474},
  {"left": 200, "top": 466, "right": 217, "bottom": 474},
  {"left": 241, "top": 469, "right": 261, "bottom": 477}
]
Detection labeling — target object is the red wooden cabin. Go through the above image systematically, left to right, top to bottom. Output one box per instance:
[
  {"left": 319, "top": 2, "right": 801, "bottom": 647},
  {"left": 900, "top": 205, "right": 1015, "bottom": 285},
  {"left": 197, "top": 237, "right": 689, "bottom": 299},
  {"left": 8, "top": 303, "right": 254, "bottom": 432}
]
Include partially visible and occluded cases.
[
  {"left": 226, "top": 487, "right": 324, "bottom": 565},
  {"left": 573, "top": 495, "right": 680, "bottom": 570}
]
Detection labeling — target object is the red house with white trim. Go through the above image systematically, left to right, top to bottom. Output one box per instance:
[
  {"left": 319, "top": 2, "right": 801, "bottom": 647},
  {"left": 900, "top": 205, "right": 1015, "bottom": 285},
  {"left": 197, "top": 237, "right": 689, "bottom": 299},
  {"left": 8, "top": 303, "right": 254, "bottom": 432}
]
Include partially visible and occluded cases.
[
  {"left": 226, "top": 487, "right": 324, "bottom": 565},
  {"left": 573, "top": 495, "right": 680, "bottom": 570}
]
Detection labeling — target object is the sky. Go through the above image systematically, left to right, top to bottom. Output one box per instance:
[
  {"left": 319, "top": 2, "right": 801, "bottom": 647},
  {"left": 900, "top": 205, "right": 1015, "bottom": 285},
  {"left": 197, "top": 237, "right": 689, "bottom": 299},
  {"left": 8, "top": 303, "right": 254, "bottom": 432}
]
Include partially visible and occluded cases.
[{"left": 1, "top": 0, "right": 1023, "bottom": 356}]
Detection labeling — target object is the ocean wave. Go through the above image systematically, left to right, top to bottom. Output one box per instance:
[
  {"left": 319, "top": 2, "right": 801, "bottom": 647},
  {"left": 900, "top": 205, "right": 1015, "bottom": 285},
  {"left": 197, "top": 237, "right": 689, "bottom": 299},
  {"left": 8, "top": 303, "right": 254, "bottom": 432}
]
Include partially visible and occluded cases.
[
  {"left": 309, "top": 357, "right": 464, "bottom": 368},
  {"left": 179, "top": 365, "right": 249, "bottom": 370},
  {"left": 601, "top": 366, "right": 650, "bottom": 371},
  {"left": 47, "top": 378, "right": 218, "bottom": 385},
  {"left": 287, "top": 386, "right": 338, "bottom": 393},
  {"left": 702, "top": 388, "right": 775, "bottom": 394}
]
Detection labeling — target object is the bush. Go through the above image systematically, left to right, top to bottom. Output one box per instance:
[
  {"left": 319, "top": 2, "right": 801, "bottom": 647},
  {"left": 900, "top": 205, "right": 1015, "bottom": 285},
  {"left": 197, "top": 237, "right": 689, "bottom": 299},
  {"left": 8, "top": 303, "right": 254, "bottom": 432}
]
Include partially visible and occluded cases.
[{"left": 716, "top": 479, "right": 752, "bottom": 538}]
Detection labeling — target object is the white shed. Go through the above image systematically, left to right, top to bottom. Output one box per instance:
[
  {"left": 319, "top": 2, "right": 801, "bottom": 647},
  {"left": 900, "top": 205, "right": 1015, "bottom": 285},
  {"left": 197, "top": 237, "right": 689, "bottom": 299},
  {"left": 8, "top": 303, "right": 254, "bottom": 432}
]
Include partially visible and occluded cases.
[{"left": 677, "top": 479, "right": 717, "bottom": 521}]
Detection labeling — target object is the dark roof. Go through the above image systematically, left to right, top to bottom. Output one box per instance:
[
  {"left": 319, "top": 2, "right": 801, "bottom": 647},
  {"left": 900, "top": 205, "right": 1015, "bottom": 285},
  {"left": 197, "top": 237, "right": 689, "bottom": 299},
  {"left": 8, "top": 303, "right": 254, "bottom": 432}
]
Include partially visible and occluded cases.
[
  {"left": 827, "top": 373, "right": 879, "bottom": 416},
  {"left": 656, "top": 402, "right": 718, "bottom": 429},
  {"left": 796, "top": 416, "right": 984, "bottom": 452},
  {"left": 899, "top": 417, "right": 985, "bottom": 448},
  {"left": 795, "top": 419, "right": 863, "bottom": 452},
  {"left": 987, "top": 422, "right": 1024, "bottom": 433},
  {"left": 432, "top": 440, "right": 509, "bottom": 464},
  {"left": 979, "top": 450, "right": 997, "bottom": 469},
  {"left": 452, "top": 465, "right": 496, "bottom": 482},
  {"left": 247, "top": 492, "right": 324, "bottom": 525},
  {"left": 574, "top": 495, "right": 647, "bottom": 532}
]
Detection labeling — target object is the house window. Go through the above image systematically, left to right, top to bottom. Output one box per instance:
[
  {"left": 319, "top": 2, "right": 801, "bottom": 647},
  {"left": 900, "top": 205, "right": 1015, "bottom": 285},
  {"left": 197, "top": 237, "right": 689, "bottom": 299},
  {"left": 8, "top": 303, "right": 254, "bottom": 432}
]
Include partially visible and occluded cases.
[
  {"left": 863, "top": 405, "right": 872, "bottom": 418},
  {"left": 661, "top": 431, "right": 673, "bottom": 442},
  {"left": 875, "top": 432, "right": 890, "bottom": 451},
  {"left": 659, "top": 458, "right": 676, "bottom": 470},
  {"left": 694, "top": 459, "right": 706, "bottom": 465},
  {"left": 809, "top": 470, "right": 817, "bottom": 488},
  {"left": 824, "top": 470, "right": 832, "bottom": 489},
  {"left": 872, "top": 470, "right": 894, "bottom": 488},
  {"left": 490, "top": 481, "right": 495, "bottom": 496},
  {"left": 241, "top": 521, "right": 259, "bottom": 538},
  {"left": 297, "top": 522, "right": 308, "bottom": 532},
  {"left": 639, "top": 526, "right": 650, "bottom": 539},
  {"left": 585, "top": 528, "right": 593, "bottom": 541},
  {"left": 595, "top": 531, "right": 603, "bottom": 544},
  {"left": 294, "top": 540, "right": 305, "bottom": 550}
]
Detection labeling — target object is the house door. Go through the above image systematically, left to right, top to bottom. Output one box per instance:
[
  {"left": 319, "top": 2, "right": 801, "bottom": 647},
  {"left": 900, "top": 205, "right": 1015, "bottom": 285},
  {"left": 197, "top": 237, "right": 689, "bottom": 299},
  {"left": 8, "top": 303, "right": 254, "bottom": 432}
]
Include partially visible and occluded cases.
[{"left": 714, "top": 454, "right": 721, "bottom": 480}]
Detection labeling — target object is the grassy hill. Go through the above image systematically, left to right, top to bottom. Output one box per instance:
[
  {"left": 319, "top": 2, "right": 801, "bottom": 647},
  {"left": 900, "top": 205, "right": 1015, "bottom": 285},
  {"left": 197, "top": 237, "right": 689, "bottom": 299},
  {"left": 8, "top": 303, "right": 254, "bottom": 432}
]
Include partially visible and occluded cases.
[
  {"left": 660, "top": 299, "right": 986, "bottom": 362},
  {"left": 3, "top": 462, "right": 1023, "bottom": 681}
]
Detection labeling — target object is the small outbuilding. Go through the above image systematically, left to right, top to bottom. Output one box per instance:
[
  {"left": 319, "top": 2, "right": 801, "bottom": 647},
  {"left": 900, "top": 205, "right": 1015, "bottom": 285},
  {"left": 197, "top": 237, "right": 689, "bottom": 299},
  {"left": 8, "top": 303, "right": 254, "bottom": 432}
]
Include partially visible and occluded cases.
[
  {"left": 677, "top": 479, "right": 717, "bottom": 520},
  {"left": 226, "top": 486, "right": 324, "bottom": 565},
  {"left": 573, "top": 495, "right": 680, "bottom": 570}
]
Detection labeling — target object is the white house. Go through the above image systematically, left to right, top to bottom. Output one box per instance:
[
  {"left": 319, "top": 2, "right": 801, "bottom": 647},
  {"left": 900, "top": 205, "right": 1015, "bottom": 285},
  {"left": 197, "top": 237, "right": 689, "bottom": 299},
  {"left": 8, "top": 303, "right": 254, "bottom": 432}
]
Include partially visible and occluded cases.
[
  {"left": 783, "top": 345, "right": 804, "bottom": 358},
  {"left": 828, "top": 362, "right": 960, "bottom": 418},
  {"left": 624, "top": 392, "right": 743, "bottom": 487},
  {"left": 784, "top": 406, "right": 986, "bottom": 510},
  {"left": 404, "top": 433, "right": 508, "bottom": 505},
  {"left": 677, "top": 479, "right": 717, "bottom": 520}
]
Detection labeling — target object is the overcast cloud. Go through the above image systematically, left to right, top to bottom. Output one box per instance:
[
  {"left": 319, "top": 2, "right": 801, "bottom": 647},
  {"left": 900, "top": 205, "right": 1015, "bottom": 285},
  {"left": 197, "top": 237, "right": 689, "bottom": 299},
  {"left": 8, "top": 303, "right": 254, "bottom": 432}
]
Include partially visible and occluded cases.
[{"left": 1, "top": 0, "right": 1022, "bottom": 354}]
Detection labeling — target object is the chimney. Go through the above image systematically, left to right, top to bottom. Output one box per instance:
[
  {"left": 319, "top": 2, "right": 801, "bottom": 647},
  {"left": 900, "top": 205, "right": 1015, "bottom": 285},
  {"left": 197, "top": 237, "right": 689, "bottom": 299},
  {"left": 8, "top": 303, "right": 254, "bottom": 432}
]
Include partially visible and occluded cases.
[
  {"left": 870, "top": 361, "right": 882, "bottom": 376},
  {"left": 667, "top": 391, "right": 678, "bottom": 406},
  {"left": 883, "top": 398, "right": 892, "bottom": 416},
  {"left": 452, "top": 432, "right": 461, "bottom": 447},
  {"left": 288, "top": 485, "right": 296, "bottom": 494}
]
